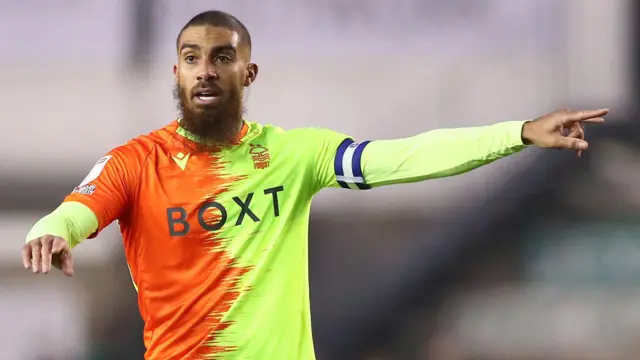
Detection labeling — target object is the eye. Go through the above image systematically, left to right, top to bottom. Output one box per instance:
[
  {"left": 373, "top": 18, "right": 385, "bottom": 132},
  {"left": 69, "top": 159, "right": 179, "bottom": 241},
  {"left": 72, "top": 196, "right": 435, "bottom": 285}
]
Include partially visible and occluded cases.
[
  {"left": 184, "top": 55, "right": 197, "bottom": 64},
  {"left": 215, "top": 55, "right": 232, "bottom": 63}
]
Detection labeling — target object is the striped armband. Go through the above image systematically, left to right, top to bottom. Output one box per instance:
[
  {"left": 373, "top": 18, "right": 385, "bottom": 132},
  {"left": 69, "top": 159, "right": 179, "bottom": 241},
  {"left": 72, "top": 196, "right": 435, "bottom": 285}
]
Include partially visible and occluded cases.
[{"left": 334, "top": 139, "right": 372, "bottom": 190}]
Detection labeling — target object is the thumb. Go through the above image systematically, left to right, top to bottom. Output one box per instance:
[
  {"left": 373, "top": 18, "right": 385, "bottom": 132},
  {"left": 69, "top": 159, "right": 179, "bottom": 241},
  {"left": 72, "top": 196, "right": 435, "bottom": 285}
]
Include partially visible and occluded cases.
[{"left": 559, "top": 137, "right": 588, "bottom": 150}]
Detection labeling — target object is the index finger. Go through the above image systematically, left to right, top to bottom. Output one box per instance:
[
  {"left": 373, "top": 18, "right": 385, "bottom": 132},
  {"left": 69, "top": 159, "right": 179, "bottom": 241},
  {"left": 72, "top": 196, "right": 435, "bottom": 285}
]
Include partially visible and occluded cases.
[{"left": 566, "top": 108, "right": 609, "bottom": 123}]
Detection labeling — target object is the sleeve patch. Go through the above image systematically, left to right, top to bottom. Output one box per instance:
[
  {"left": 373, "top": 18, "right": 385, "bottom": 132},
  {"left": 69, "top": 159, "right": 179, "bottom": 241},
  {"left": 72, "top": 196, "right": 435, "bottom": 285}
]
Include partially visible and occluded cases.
[{"left": 78, "top": 155, "right": 112, "bottom": 187}]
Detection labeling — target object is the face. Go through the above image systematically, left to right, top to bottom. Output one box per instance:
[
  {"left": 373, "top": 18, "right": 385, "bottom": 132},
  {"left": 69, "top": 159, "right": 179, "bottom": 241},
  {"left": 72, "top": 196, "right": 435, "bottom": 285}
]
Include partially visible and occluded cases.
[{"left": 174, "top": 25, "right": 258, "bottom": 145}]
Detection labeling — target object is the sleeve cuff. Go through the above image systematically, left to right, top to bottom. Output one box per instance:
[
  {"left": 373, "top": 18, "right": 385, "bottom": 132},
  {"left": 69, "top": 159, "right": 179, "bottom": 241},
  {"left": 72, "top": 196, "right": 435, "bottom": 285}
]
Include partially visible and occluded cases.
[
  {"left": 497, "top": 120, "right": 531, "bottom": 147},
  {"left": 26, "top": 202, "right": 99, "bottom": 247}
]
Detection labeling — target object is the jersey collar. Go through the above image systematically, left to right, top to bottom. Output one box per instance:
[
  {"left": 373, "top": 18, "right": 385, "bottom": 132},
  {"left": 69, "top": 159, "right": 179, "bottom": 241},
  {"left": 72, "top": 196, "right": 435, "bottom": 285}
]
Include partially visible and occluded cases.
[{"left": 176, "top": 119, "right": 249, "bottom": 145}]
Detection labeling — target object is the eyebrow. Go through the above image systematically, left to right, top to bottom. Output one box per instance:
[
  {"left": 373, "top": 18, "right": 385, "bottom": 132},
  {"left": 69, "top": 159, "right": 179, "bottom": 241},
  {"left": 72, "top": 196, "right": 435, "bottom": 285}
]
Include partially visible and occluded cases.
[
  {"left": 179, "top": 43, "right": 237, "bottom": 54},
  {"left": 179, "top": 43, "right": 200, "bottom": 52},
  {"left": 212, "top": 45, "right": 237, "bottom": 54}
]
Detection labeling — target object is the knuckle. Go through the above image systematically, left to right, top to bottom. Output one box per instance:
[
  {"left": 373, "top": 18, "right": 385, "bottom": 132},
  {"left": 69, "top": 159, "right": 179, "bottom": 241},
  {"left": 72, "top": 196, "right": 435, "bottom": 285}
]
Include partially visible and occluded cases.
[{"left": 54, "top": 240, "right": 69, "bottom": 251}]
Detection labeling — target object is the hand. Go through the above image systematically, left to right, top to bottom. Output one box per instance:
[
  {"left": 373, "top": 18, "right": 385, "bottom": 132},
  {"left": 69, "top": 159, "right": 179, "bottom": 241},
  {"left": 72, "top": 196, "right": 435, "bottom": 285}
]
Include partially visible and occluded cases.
[
  {"left": 521, "top": 108, "right": 609, "bottom": 157},
  {"left": 22, "top": 235, "right": 74, "bottom": 276}
]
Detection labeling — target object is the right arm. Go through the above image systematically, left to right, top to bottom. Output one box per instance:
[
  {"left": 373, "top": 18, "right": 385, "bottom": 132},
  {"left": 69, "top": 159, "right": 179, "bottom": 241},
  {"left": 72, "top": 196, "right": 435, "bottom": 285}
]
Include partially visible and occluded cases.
[
  {"left": 22, "top": 147, "right": 140, "bottom": 275},
  {"left": 25, "top": 202, "right": 98, "bottom": 249}
]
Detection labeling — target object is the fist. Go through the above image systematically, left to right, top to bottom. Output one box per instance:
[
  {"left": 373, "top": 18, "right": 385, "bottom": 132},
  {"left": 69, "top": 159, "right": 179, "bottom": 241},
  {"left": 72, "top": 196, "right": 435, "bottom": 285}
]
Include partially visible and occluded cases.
[
  {"left": 521, "top": 108, "right": 609, "bottom": 157},
  {"left": 22, "top": 235, "right": 74, "bottom": 276}
]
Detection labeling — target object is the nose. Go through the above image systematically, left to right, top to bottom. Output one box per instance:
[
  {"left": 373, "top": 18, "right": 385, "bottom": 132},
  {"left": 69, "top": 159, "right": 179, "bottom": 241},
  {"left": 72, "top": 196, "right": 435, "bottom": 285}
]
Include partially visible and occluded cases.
[{"left": 196, "top": 62, "right": 218, "bottom": 82}]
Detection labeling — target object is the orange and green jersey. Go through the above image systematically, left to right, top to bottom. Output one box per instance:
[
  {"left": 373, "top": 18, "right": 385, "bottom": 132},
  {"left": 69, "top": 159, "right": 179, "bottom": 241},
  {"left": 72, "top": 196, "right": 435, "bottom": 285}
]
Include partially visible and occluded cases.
[{"left": 26, "top": 119, "right": 528, "bottom": 359}]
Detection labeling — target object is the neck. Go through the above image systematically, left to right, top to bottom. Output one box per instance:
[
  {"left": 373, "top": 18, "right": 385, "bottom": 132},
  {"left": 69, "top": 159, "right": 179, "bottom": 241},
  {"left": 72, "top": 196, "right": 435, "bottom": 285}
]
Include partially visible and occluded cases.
[{"left": 177, "top": 118, "right": 245, "bottom": 145}]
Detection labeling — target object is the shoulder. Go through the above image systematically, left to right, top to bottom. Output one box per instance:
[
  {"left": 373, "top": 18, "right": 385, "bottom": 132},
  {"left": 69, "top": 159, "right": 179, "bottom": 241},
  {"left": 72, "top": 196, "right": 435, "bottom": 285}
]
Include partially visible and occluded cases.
[
  {"left": 108, "top": 121, "right": 179, "bottom": 164},
  {"left": 246, "top": 121, "right": 350, "bottom": 147}
]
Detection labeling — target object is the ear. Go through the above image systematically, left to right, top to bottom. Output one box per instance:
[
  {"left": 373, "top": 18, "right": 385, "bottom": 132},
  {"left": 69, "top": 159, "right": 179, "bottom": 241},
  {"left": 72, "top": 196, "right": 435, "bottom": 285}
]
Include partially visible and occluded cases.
[
  {"left": 244, "top": 63, "right": 259, "bottom": 87},
  {"left": 173, "top": 64, "right": 179, "bottom": 82}
]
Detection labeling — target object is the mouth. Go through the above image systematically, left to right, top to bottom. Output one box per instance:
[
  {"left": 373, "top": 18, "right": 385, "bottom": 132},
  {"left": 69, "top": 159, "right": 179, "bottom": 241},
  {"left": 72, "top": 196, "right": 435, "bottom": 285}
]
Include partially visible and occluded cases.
[{"left": 193, "top": 88, "right": 221, "bottom": 105}]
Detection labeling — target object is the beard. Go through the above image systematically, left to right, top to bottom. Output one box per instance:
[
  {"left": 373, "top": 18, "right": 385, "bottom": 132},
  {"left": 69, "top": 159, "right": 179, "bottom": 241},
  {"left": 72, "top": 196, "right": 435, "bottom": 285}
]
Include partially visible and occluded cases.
[{"left": 174, "top": 83, "right": 245, "bottom": 148}]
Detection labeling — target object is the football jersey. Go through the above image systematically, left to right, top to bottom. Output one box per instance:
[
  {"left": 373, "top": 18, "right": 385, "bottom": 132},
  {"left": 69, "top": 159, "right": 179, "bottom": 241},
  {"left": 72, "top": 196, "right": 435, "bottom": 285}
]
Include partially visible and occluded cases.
[
  {"left": 32, "top": 118, "right": 527, "bottom": 360},
  {"left": 64, "top": 120, "right": 357, "bottom": 359}
]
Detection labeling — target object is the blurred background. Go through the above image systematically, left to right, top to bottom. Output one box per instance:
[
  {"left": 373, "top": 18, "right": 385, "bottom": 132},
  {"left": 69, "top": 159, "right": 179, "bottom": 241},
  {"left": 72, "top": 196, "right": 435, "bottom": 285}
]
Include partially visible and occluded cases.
[{"left": 0, "top": 0, "right": 637, "bottom": 359}]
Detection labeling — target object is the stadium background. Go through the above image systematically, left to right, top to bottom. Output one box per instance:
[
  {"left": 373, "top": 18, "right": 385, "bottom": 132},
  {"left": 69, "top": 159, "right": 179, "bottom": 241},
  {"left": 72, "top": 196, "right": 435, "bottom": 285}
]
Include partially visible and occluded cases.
[{"left": 0, "top": 0, "right": 636, "bottom": 359}]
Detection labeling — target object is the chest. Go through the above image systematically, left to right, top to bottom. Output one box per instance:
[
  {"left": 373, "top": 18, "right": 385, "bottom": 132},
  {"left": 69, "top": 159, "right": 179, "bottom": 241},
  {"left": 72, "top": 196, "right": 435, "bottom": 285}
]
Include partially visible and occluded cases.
[{"left": 132, "top": 148, "right": 290, "bottom": 236}]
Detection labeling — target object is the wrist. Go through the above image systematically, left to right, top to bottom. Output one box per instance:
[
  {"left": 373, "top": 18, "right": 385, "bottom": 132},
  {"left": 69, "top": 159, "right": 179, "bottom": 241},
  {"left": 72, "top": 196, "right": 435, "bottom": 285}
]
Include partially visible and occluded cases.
[{"left": 521, "top": 121, "right": 533, "bottom": 145}]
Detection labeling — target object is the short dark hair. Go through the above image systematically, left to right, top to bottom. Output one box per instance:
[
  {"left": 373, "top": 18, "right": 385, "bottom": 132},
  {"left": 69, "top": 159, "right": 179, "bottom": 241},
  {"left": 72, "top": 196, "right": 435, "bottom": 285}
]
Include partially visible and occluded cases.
[{"left": 176, "top": 11, "right": 252, "bottom": 51}]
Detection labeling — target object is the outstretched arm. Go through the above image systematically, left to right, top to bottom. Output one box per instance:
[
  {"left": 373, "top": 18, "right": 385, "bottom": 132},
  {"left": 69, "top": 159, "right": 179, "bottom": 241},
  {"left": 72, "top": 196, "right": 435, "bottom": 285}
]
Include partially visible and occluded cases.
[
  {"left": 331, "top": 108, "right": 608, "bottom": 189},
  {"left": 358, "top": 121, "right": 525, "bottom": 188}
]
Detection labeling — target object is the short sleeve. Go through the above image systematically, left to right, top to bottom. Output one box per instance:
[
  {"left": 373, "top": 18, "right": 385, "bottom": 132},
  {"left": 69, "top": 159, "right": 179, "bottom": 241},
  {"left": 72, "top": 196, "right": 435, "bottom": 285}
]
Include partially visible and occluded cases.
[{"left": 63, "top": 145, "right": 141, "bottom": 238}]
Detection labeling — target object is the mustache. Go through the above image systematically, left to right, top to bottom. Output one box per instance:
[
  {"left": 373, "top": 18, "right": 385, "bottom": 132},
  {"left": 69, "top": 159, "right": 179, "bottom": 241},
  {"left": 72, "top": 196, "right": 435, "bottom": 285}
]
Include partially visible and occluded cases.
[{"left": 191, "top": 82, "right": 223, "bottom": 96}]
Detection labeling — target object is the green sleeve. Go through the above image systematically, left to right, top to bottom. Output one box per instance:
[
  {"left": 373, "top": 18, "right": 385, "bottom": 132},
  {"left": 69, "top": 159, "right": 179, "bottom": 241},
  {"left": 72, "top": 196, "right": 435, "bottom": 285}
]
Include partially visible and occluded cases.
[
  {"left": 360, "top": 121, "right": 529, "bottom": 187},
  {"left": 289, "top": 127, "right": 353, "bottom": 191},
  {"left": 25, "top": 201, "right": 99, "bottom": 248}
]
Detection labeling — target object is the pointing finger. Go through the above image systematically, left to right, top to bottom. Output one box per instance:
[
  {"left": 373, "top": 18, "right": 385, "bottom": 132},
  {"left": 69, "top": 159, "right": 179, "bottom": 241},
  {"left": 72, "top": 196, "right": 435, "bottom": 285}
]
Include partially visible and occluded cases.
[
  {"left": 565, "top": 109, "right": 609, "bottom": 123},
  {"left": 578, "top": 117, "right": 605, "bottom": 124}
]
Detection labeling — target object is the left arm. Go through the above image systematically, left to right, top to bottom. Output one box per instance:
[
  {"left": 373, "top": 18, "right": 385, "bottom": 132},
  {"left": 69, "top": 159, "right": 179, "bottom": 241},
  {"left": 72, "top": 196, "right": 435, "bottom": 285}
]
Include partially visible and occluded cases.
[
  {"left": 306, "top": 108, "right": 607, "bottom": 191},
  {"left": 355, "top": 120, "right": 527, "bottom": 188}
]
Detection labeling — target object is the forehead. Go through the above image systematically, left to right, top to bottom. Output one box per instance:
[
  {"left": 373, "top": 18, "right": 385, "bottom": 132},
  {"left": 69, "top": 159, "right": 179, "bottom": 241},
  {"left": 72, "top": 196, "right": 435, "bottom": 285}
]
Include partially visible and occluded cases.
[{"left": 179, "top": 25, "right": 240, "bottom": 51}]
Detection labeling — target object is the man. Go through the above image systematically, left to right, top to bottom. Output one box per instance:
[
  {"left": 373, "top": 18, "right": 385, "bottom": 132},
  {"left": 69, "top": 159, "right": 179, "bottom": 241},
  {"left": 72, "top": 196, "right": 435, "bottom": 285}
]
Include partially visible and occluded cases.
[{"left": 22, "top": 10, "right": 607, "bottom": 360}]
